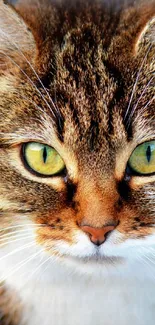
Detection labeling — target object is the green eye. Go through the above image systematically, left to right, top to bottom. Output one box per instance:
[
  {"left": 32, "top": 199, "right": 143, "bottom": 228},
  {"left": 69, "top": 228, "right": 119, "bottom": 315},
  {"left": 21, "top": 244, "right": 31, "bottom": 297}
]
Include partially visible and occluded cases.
[
  {"left": 128, "top": 141, "right": 155, "bottom": 175},
  {"left": 23, "top": 142, "right": 65, "bottom": 176}
]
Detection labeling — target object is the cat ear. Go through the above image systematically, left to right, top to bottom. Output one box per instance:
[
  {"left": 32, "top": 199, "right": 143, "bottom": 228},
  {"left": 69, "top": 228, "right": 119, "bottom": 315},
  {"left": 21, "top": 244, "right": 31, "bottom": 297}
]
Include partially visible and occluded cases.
[
  {"left": 0, "top": 0, "right": 36, "bottom": 72},
  {"left": 135, "top": 7, "right": 155, "bottom": 53}
]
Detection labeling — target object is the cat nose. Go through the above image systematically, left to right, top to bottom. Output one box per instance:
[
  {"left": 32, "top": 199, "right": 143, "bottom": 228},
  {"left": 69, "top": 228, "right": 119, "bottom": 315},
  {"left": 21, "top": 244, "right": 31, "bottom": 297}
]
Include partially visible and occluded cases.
[{"left": 80, "top": 224, "right": 116, "bottom": 246}]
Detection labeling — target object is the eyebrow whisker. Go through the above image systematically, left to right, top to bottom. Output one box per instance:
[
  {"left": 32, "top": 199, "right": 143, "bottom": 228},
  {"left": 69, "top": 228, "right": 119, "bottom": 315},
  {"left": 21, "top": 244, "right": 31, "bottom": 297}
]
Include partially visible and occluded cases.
[
  {"left": 124, "top": 44, "right": 152, "bottom": 122},
  {"left": 0, "top": 50, "right": 57, "bottom": 121},
  {"left": 126, "top": 76, "right": 154, "bottom": 129}
]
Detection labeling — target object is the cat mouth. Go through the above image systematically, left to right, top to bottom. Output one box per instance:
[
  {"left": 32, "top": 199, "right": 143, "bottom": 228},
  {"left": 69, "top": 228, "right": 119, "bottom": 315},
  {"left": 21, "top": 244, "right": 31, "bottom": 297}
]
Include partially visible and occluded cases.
[{"left": 62, "top": 252, "right": 123, "bottom": 265}]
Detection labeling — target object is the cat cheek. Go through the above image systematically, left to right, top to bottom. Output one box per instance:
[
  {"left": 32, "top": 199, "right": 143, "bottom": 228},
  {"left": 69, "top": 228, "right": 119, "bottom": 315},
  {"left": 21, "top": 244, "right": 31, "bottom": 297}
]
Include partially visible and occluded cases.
[
  {"left": 105, "top": 203, "right": 155, "bottom": 239},
  {"left": 34, "top": 209, "right": 77, "bottom": 247},
  {"left": 118, "top": 213, "right": 155, "bottom": 239},
  {"left": 35, "top": 229, "right": 74, "bottom": 254}
]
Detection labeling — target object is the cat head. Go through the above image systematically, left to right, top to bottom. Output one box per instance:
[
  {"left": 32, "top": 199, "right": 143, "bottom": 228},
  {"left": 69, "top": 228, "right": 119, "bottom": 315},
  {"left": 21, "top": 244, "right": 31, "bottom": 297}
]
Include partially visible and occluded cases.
[{"left": 0, "top": 0, "right": 154, "bottom": 274}]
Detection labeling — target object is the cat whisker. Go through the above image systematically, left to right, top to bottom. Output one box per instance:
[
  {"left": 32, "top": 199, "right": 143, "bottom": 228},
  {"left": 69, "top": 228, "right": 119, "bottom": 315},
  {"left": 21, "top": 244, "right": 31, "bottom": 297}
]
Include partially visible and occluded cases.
[
  {"left": 0, "top": 27, "right": 64, "bottom": 134},
  {"left": 0, "top": 29, "right": 60, "bottom": 116},
  {"left": 124, "top": 44, "right": 152, "bottom": 122},
  {"left": 17, "top": 47, "right": 61, "bottom": 119},
  {"left": 0, "top": 50, "right": 56, "bottom": 121},
  {"left": 126, "top": 76, "right": 154, "bottom": 128},
  {"left": 134, "top": 96, "right": 155, "bottom": 124},
  {"left": 141, "top": 96, "right": 155, "bottom": 114},
  {"left": 0, "top": 223, "right": 46, "bottom": 232},
  {"left": 0, "top": 224, "right": 60, "bottom": 245},
  {"left": 0, "top": 227, "right": 42, "bottom": 239},
  {"left": 0, "top": 235, "right": 36, "bottom": 247},
  {"left": 0, "top": 241, "right": 36, "bottom": 263},
  {"left": 138, "top": 246, "right": 155, "bottom": 261},
  {"left": 143, "top": 247, "right": 155, "bottom": 258},
  {"left": 0, "top": 248, "right": 44, "bottom": 284},
  {"left": 143, "top": 254, "right": 155, "bottom": 265},
  {"left": 21, "top": 255, "right": 52, "bottom": 288},
  {"left": 137, "top": 255, "right": 154, "bottom": 272},
  {"left": 138, "top": 255, "right": 155, "bottom": 281}
]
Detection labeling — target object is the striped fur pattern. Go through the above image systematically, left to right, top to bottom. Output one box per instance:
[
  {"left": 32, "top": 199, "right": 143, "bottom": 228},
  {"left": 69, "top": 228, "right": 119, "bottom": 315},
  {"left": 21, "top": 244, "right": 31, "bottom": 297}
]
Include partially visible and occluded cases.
[{"left": 0, "top": 0, "right": 154, "bottom": 324}]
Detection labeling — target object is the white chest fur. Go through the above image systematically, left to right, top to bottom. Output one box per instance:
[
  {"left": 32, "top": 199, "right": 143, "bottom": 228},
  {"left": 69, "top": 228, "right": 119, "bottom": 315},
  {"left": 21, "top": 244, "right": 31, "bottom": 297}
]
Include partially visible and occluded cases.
[
  {"left": 1, "top": 222, "right": 155, "bottom": 325},
  {"left": 1, "top": 242, "right": 155, "bottom": 325},
  {"left": 19, "top": 276, "right": 155, "bottom": 325}
]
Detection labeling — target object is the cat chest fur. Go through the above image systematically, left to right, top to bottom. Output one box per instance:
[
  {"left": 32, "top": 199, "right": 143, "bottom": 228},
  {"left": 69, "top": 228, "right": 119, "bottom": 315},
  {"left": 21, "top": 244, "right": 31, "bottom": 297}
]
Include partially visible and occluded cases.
[
  {"left": 2, "top": 252, "right": 155, "bottom": 325},
  {"left": 12, "top": 272, "right": 155, "bottom": 325}
]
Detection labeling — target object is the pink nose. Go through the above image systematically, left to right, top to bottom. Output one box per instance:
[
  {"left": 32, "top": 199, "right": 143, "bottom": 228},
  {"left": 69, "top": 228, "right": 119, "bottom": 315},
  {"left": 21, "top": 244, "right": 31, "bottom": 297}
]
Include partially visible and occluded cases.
[{"left": 81, "top": 225, "right": 116, "bottom": 246}]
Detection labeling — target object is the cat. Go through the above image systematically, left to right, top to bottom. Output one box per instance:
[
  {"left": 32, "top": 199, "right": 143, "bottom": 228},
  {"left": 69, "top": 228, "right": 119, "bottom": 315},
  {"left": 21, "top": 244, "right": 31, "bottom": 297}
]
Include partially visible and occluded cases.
[{"left": 0, "top": 0, "right": 154, "bottom": 324}]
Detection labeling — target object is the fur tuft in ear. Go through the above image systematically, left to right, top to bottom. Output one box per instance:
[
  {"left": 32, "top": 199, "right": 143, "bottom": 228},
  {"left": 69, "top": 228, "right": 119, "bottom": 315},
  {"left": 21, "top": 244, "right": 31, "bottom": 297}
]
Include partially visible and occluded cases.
[
  {"left": 0, "top": 0, "right": 36, "bottom": 73},
  {"left": 134, "top": 1, "right": 155, "bottom": 54},
  {"left": 135, "top": 17, "right": 155, "bottom": 53}
]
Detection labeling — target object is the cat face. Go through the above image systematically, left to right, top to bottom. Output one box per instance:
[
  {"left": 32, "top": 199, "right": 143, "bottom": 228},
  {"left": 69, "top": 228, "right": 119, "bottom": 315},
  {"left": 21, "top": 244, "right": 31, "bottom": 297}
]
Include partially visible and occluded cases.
[{"left": 0, "top": 0, "right": 154, "bottom": 273}]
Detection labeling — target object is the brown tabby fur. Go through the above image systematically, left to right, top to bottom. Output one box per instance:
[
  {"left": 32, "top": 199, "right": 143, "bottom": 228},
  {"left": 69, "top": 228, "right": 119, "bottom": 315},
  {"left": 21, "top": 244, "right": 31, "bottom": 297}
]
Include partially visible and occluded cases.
[
  {"left": 0, "top": 0, "right": 154, "bottom": 322},
  {"left": 0, "top": 285, "right": 22, "bottom": 325}
]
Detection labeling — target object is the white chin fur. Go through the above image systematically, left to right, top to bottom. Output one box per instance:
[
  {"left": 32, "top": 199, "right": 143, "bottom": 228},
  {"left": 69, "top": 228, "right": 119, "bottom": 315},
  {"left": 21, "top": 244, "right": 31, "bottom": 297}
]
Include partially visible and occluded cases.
[
  {"left": 51, "top": 229, "right": 155, "bottom": 277},
  {"left": 54, "top": 229, "right": 155, "bottom": 259}
]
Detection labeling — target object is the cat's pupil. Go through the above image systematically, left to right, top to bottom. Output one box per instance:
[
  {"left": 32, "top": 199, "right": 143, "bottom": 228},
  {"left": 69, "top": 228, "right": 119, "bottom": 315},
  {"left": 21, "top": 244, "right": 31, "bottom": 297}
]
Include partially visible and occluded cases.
[
  {"left": 146, "top": 145, "right": 151, "bottom": 163},
  {"left": 43, "top": 147, "right": 47, "bottom": 163}
]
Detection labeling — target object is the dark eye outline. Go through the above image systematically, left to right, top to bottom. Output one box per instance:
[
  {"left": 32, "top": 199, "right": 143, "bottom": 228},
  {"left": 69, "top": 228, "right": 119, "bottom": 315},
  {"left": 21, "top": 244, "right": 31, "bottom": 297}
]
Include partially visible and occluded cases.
[
  {"left": 126, "top": 140, "right": 155, "bottom": 177},
  {"left": 21, "top": 143, "right": 67, "bottom": 178}
]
